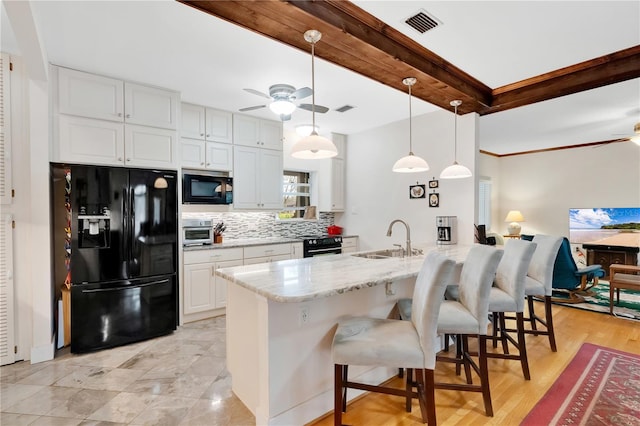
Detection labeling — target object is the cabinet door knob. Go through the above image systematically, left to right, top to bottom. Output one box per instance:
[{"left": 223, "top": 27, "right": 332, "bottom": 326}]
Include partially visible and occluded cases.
[
  {"left": 117, "top": 113, "right": 122, "bottom": 117},
  {"left": 126, "top": 114, "right": 131, "bottom": 119},
  {"left": 200, "top": 133, "right": 204, "bottom": 136},
  {"left": 206, "top": 134, "right": 210, "bottom": 137},
  {"left": 118, "top": 157, "right": 123, "bottom": 161},
  {"left": 126, "top": 158, "right": 131, "bottom": 162},
  {"left": 200, "top": 162, "right": 205, "bottom": 166},
  {"left": 206, "top": 163, "right": 210, "bottom": 166}
]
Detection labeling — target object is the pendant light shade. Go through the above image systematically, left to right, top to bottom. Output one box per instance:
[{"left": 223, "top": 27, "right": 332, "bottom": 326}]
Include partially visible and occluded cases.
[
  {"left": 291, "top": 30, "right": 338, "bottom": 159},
  {"left": 392, "top": 77, "right": 429, "bottom": 173},
  {"left": 440, "top": 100, "right": 472, "bottom": 179},
  {"left": 631, "top": 121, "right": 640, "bottom": 145}
]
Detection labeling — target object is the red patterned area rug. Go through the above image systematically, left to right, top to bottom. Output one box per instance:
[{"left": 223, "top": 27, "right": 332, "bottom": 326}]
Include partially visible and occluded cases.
[{"left": 521, "top": 343, "right": 640, "bottom": 426}]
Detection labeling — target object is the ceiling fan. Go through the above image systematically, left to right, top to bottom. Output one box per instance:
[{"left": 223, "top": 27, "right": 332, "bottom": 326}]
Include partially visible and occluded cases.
[{"left": 239, "top": 84, "right": 329, "bottom": 121}]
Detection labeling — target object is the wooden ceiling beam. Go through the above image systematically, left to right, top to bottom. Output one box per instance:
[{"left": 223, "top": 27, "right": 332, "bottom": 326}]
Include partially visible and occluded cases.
[
  {"left": 178, "top": 0, "right": 640, "bottom": 116},
  {"left": 486, "top": 45, "right": 640, "bottom": 115}
]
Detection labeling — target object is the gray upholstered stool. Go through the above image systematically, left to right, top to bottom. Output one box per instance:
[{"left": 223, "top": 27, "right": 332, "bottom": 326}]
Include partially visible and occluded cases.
[
  {"left": 520, "top": 235, "right": 563, "bottom": 352},
  {"left": 487, "top": 239, "right": 537, "bottom": 379},
  {"left": 332, "top": 252, "right": 455, "bottom": 425}
]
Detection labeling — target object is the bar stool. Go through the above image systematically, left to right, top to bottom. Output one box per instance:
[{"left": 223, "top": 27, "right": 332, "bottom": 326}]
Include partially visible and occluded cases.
[
  {"left": 520, "top": 235, "right": 563, "bottom": 352},
  {"left": 487, "top": 239, "right": 537, "bottom": 379},
  {"left": 397, "top": 245, "right": 503, "bottom": 417},
  {"left": 435, "top": 245, "right": 503, "bottom": 417},
  {"left": 331, "top": 252, "right": 456, "bottom": 425}
]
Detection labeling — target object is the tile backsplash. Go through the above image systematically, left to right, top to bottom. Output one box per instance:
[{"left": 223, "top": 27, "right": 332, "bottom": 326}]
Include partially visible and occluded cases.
[{"left": 182, "top": 211, "right": 336, "bottom": 239}]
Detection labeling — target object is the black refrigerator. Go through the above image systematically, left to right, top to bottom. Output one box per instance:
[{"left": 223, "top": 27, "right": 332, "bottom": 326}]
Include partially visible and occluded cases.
[{"left": 51, "top": 164, "right": 178, "bottom": 353}]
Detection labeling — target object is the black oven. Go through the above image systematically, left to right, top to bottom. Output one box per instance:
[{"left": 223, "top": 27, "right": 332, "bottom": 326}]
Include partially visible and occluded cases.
[
  {"left": 182, "top": 171, "right": 232, "bottom": 204},
  {"left": 303, "top": 236, "right": 343, "bottom": 257}
]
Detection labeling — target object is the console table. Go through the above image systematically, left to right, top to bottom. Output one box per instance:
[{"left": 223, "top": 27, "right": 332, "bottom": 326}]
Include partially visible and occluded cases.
[{"left": 583, "top": 243, "right": 639, "bottom": 278}]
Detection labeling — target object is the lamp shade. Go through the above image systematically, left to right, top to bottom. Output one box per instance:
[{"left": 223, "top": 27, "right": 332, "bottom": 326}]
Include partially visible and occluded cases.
[
  {"left": 269, "top": 99, "right": 296, "bottom": 116},
  {"left": 291, "top": 132, "right": 338, "bottom": 159},
  {"left": 392, "top": 153, "right": 429, "bottom": 173},
  {"left": 440, "top": 161, "right": 472, "bottom": 179},
  {"left": 504, "top": 210, "right": 525, "bottom": 235}
]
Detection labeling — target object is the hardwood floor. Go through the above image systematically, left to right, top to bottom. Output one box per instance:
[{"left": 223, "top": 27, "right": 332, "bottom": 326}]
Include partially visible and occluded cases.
[{"left": 308, "top": 300, "right": 640, "bottom": 426}]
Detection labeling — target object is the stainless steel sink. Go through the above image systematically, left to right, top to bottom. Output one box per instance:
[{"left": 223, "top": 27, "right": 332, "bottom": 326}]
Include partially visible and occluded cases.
[{"left": 351, "top": 248, "right": 405, "bottom": 259}]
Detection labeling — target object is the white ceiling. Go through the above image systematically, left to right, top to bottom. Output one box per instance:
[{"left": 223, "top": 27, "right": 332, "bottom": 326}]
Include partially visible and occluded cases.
[{"left": 2, "top": 0, "right": 639, "bottom": 155}]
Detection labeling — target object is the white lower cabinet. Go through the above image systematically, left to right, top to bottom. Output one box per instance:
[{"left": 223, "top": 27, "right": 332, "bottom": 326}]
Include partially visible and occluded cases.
[
  {"left": 341, "top": 236, "right": 359, "bottom": 254},
  {"left": 182, "top": 242, "right": 302, "bottom": 321},
  {"left": 291, "top": 242, "right": 304, "bottom": 259},
  {"left": 243, "top": 243, "right": 292, "bottom": 264},
  {"left": 183, "top": 248, "right": 243, "bottom": 317}
]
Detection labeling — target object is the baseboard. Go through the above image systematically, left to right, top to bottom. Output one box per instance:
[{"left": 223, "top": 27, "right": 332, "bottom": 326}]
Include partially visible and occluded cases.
[{"left": 30, "top": 341, "right": 54, "bottom": 364}]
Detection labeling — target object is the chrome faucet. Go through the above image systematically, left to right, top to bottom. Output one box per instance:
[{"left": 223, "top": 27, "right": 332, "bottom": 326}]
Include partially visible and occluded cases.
[{"left": 386, "top": 219, "right": 412, "bottom": 256}]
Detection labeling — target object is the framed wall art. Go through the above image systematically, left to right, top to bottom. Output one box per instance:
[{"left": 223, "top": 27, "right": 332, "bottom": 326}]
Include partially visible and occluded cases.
[
  {"left": 429, "top": 179, "right": 439, "bottom": 189},
  {"left": 409, "top": 184, "right": 426, "bottom": 199},
  {"left": 429, "top": 192, "right": 440, "bottom": 207}
]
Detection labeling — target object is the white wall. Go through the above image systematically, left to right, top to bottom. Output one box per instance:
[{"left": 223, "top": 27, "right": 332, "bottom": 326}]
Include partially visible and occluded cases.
[
  {"left": 341, "top": 109, "right": 477, "bottom": 251},
  {"left": 480, "top": 141, "right": 640, "bottom": 237}
]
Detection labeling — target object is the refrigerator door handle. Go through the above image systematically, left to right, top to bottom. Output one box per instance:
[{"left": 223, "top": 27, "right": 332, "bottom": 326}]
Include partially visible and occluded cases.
[{"left": 80, "top": 279, "right": 170, "bottom": 293}]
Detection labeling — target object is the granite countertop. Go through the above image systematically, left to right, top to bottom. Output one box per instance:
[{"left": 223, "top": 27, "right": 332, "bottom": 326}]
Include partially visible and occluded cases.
[
  {"left": 183, "top": 235, "right": 359, "bottom": 251},
  {"left": 184, "top": 237, "right": 302, "bottom": 251},
  {"left": 215, "top": 244, "right": 474, "bottom": 303}
]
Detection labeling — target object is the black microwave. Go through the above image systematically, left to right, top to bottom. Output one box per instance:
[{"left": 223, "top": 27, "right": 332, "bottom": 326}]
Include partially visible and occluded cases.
[{"left": 182, "top": 171, "right": 233, "bottom": 204}]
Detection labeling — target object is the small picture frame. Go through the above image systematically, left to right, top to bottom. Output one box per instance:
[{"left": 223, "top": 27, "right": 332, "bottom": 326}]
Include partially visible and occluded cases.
[
  {"left": 429, "top": 179, "right": 439, "bottom": 189},
  {"left": 409, "top": 184, "right": 426, "bottom": 199},
  {"left": 429, "top": 192, "right": 440, "bottom": 207}
]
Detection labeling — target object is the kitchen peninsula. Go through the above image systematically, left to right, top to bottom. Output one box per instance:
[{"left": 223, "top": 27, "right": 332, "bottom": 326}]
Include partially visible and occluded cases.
[{"left": 216, "top": 245, "right": 471, "bottom": 425}]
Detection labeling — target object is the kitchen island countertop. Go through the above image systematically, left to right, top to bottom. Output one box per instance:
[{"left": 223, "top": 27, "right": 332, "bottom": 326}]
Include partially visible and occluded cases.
[{"left": 216, "top": 243, "right": 472, "bottom": 303}]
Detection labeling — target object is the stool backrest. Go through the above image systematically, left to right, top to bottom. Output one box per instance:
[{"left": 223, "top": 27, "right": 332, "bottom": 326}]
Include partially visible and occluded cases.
[
  {"left": 529, "top": 235, "right": 564, "bottom": 295},
  {"left": 495, "top": 239, "right": 537, "bottom": 311},
  {"left": 458, "top": 245, "right": 504, "bottom": 333},
  {"left": 411, "top": 251, "right": 456, "bottom": 368}
]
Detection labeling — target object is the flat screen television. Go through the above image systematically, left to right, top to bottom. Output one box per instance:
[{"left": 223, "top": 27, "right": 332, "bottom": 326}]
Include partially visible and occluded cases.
[{"left": 569, "top": 207, "right": 640, "bottom": 245}]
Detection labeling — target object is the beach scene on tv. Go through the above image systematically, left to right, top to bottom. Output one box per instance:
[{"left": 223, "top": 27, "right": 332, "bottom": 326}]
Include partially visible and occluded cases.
[{"left": 569, "top": 208, "right": 640, "bottom": 247}]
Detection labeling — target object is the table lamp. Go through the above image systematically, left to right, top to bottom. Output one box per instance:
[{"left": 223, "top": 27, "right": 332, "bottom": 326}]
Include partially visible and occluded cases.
[{"left": 505, "top": 210, "right": 525, "bottom": 235}]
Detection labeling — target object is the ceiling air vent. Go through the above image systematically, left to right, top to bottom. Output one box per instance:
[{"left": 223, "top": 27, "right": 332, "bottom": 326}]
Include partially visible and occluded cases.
[
  {"left": 404, "top": 9, "right": 441, "bottom": 34},
  {"left": 335, "top": 105, "right": 355, "bottom": 113}
]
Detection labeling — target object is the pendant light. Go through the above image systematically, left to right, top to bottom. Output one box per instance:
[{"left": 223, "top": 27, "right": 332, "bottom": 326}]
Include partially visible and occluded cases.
[
  {"left": 291, "top": 30, "right": 338, "bottom": 159},
  {"left": 392, "top": 77, "right": 429, "bottom": 173},
  {"left": 440, "top": 100, "right": 472, "bottom": 179},
  {"left": 631, "top": 121, "right": 640, "bottom": 145}
]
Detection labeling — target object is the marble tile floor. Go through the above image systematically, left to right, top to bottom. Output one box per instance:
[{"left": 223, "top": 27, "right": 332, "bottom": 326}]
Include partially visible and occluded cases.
[{"left": 0, "top": 316, "right": 255, "bottom": 425}]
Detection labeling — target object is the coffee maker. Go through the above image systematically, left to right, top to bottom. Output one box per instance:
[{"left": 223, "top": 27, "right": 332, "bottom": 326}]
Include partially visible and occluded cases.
[{"left": 436, "top": 216, "right": 457, "bottom": 245}]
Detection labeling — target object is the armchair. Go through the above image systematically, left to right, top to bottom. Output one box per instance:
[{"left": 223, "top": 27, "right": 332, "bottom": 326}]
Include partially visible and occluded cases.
[{"left": 552, "top": 237, "right": 605, "bottom": 302}]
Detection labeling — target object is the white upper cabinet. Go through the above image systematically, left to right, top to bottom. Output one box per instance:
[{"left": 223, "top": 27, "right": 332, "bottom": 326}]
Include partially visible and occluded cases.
[
  {"left": 53, "top": 66, "right": 179, "bottom": 168},
  {"left": 57, "top": 67, "right": 178, "bottom": 129},
  {"left": 58, "top": 67, "right": 124, "bottom": 122},
  {"left": 124, "top": 82, "right": 178, "bottom": 130},
  {"left": 181, "top": 103, "right": 232, "bottom": 144},
  {"left": 205, "top": 108, "right": 233, "bottom": 144},
  {"left": 233, "top": 114, "right": 282, "bottom": 150},
  {"left": 58, "top": 115, "right": 125, "bottom": 166},
  {"left": 124, "top": 125, "right": 176, "bottom": 168},
  {"left": 332, "top": 133, "right": 346, "bottom": 159},
  {"left": 318, "top": 134, "right": 346, "bottom": 212},
  {"left": 180, "top": 139, "right": 233, "bottom": 171},
  {"left": 233, "top": 145, "right": 283, "bottom": 210}
]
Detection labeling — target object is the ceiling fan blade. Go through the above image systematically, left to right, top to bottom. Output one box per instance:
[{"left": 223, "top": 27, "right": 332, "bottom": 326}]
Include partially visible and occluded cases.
[
  {"left": 291, "top": 86, "right": 312, "bottom": 100},
  {"left": 243, "top": 88, "right": 271, "bottom": 99},
  {"left": 298, "top": 103, "right": 329, "bottom": 114},
  {"left": 239, "top": 105, "right": 267, "bottom": 112}
]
